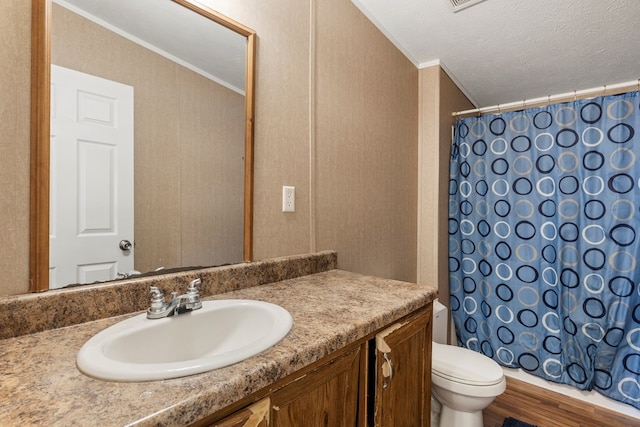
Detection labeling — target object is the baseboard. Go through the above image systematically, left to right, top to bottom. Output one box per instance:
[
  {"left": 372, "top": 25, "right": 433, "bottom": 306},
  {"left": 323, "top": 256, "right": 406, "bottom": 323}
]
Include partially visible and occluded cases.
[{"left": 483, "top": 377, "right": 639, "bottom": 427}]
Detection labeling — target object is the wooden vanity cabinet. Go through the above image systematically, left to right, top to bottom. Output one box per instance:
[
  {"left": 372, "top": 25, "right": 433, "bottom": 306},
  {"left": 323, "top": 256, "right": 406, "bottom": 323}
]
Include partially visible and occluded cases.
[
  {"left": 200, "top": 304, "right": 432, "bottom": 427},
  {"left": 373, "top": 308, "right": 432, "bottom": 427},
  {"left": 207, "top": 345, "right": 363, "bottom": 427},
  {"left": 270, "top": 345, "right": 362, "bottom": 426},
  {"left": 211, "top": 398, "right": 270, "bottom": 427}
]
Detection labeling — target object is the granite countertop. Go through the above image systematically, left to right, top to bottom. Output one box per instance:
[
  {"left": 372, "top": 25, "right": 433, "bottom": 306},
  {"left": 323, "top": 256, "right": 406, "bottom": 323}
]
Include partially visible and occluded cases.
[{"left": 0, "top": 269, "right": 436, "bottom": 426}]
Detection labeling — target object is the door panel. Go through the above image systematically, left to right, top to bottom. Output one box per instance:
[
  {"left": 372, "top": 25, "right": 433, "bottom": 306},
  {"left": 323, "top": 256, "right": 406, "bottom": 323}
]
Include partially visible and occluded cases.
[
  {"left": 50, "top": 65, "right": 134, "bottom": 288},
  {"left": 374, "top": 309, "right": 432, "bottom": 427},
  {"left": 271, "top": 346, "right": 361, "bottom": 427},
  {"left": 210, "top": 398, "right": 270, "bottom": 427}
]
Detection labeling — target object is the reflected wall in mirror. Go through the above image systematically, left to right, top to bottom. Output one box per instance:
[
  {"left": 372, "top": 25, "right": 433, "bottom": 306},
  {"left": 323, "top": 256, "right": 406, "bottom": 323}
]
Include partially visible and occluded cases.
[{"left": 30, "top": 0, "right": 256, "bottom": 291}]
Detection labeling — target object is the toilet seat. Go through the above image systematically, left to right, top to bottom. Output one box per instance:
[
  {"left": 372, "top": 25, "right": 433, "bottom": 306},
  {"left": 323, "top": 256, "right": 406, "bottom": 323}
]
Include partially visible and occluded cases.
[
  {"left": 432, "top": 342, "right": 504, "bottom": 386},
  {"left": 432, "top": 370, "right": 506, "bottom": 398}
]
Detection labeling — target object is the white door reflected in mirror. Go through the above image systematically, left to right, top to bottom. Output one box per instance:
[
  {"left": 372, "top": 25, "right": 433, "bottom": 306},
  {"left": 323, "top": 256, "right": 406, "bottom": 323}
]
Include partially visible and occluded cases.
[{"left": 50, "top": 65, "right": 134, "bottom": 288}]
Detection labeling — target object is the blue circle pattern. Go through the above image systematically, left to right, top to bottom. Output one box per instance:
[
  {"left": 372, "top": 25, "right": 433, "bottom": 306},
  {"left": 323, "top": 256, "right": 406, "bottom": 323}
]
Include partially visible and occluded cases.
[{"left": 449, "top": 91, "right": 640, "bottom": 410}]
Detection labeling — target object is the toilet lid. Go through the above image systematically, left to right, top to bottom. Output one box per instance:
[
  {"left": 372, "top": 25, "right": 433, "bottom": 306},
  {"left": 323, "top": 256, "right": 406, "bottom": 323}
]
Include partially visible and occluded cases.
[{"left": 432, "top": 342, "right": 504, "bottom": 386}]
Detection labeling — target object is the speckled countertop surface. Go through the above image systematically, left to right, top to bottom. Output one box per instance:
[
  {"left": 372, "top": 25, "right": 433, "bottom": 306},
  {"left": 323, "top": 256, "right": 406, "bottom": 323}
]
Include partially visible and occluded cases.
[{"left": 0, "top": 270, "right": 436, "bottom": 426}]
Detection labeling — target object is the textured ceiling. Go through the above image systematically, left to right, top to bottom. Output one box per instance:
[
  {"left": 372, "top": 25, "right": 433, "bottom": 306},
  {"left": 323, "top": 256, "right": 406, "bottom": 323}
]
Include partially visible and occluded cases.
[{"left": 352, "top": 0, "right": 640, "bottom": 108}]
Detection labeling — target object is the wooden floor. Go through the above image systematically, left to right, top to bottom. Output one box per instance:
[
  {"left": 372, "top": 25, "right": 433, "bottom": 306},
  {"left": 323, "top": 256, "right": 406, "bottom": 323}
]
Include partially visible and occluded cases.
[{"left": 483, "top": 377, "right": 639, "bottom": 427}]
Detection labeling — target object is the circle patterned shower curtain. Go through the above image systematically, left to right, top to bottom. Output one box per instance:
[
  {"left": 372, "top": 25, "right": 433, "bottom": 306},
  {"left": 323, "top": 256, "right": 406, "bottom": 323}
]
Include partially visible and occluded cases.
[{"left": 448, "top": 90, "right": 640, "bottom": 409}]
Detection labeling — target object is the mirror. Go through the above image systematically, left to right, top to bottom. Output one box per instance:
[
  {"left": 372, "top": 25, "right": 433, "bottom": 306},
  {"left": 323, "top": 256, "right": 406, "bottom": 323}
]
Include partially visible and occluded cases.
[{"left": 30, "top": 0, "right": 256, "bottom": 291}]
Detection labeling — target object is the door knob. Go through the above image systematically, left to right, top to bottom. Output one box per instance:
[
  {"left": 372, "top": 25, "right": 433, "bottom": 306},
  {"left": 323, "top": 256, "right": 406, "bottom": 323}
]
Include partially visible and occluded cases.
[{"left": 119, "top": 240, "right": 133, "bottom": 251}]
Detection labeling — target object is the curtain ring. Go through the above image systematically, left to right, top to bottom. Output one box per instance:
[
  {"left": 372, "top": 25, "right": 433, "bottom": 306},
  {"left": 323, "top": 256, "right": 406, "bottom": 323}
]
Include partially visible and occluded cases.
[
  {"left": 574, "top": 90, "right": 577, "bottom": 102},
  {"left": 547, "top": 95, "right": 551, "bottom": 106},
  {"left": 498, "top": 104, "right": 501, "bottom": 114}
]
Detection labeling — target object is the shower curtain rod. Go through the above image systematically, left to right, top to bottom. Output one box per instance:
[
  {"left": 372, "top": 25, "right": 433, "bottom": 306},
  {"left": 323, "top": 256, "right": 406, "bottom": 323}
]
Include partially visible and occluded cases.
[{"left": 452, "top": 79, "right": 640, "bottom": 118}]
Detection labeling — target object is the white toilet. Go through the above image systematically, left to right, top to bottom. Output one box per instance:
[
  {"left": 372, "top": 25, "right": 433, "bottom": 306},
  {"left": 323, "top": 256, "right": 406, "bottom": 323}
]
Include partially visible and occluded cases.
[{"left": 431, "top": 300, "right": 506, "bottom": 427}]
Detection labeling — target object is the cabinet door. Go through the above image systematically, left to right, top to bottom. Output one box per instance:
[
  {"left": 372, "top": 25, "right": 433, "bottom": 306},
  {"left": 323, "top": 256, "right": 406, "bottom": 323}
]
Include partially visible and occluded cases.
[
  {"left": 374, "top": 308, "right": 432, "bottom": 427},
  {"left": 270, "top": 345, "right": 362, "bottom": 427},
  {"left": 210, "top": 398, "right": 270, "bottom": 427}
]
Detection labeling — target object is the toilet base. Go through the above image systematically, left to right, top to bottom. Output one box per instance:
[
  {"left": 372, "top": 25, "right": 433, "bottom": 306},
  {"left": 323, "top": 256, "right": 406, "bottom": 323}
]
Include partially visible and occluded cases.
[
  {"left": 430, "top": 396, "right": 441, "bottom": 427},
  {"left": 439, "top": 405, "right": 483, "bottom": 427}
]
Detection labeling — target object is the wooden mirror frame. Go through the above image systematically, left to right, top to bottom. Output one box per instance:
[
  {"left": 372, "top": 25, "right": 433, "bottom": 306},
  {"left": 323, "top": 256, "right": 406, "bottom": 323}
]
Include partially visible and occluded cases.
[{"left": 30, "top": 0, "right": 256, "bottom": 292}]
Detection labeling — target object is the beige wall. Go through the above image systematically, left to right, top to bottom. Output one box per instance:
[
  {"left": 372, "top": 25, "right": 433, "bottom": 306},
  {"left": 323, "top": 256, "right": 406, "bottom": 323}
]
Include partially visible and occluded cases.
[
  {"left": 0, "top": 0, "right": 419, "bottom": 296},
  {"left": 202, "top": 0, "right": 420, "bottom": 283},
  {"left": 314, "top": 0, "right": 418, "bottom": 282},
  {"left": 0, "top": 3, "right": 31, "bottom": 296},
  {"left": 52, "top": 5, "right": 245, "bottom": 274},
  {"left": 417, "top": 66, "right": 473, "bottom": 310}
]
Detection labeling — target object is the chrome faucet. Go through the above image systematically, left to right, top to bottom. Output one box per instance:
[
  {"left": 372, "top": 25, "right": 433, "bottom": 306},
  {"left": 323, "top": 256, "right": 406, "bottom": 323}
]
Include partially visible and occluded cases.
[{"left": 146, "top": 278, "right": 203, "bottom": 319}]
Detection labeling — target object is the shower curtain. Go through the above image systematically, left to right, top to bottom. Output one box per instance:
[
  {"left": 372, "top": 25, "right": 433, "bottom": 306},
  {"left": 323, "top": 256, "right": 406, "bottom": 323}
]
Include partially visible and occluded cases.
[{"left": 448, "top": 90, "right": 640, "bottom": 409}]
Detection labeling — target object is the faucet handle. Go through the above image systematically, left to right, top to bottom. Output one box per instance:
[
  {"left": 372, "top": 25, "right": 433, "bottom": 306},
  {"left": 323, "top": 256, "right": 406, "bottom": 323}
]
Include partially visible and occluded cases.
[
  {"left": 186, "top": 278, "right": 202, "bottom": 310},
  {"left": 187, "top": 278, "right": 201, "bottom": 293},
  {"left": 148, "top": 286, "right": 166, "bottom": 314},
  {"left": 149, "top": 286, "right": 164, "bottom": 301}
]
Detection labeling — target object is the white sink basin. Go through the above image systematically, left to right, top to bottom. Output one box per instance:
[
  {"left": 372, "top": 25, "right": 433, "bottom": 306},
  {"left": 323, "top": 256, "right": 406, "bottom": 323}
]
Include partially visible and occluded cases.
[{"left": 77, "top": 300, "right": 293, "bottom": 382}]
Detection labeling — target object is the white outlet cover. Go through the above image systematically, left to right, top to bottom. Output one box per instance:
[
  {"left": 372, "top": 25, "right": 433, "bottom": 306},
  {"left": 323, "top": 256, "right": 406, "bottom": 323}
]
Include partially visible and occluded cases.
[{"left": 282, "top": 186, "right": 295, "bottom": 212}]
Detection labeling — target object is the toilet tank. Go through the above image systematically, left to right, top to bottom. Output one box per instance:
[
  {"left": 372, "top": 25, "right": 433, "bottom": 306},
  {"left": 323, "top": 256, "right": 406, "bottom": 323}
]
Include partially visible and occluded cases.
[{"left": 432, "top": 300, "right": 448, "bottom": 344}]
